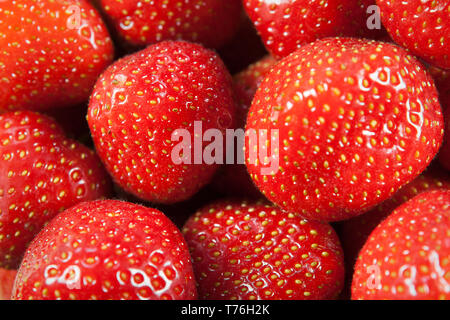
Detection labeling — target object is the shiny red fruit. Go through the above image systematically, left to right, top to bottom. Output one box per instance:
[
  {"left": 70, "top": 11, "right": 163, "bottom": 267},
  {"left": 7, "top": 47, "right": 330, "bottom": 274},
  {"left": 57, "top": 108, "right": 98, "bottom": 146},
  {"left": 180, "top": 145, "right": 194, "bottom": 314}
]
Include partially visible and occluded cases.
[
  {"left": 0, "top": 0, "right": 114, "bottom": 112},
  {"left": 99, "top": 0, "right": 242, "bottom": 49},
  {"left": 244, "top": 0, "right": 384, "bottom": 59},
  {"left": 377, "top": 0, "right": 450, "bottom": 70},
  {"left": 246, "top": 38, "right": 444, "bottom": 221},
  {"left": 88, "top": 41, "right": 237, "bottom": 204},
  {"left": 439, "top": 106, "right": 450, "bottom": 170},
  {"left": 0, "top": 111, "right": 111, "bottom": 269},
  {"left": 352, "top": 190, "right": 450, "bottom": 300},
  {"left": 12, "top": 200, "right": 197, "bottom": 300},
  {"left": 183, "top": 200, "right": 345, "bottom": 300},
  {"left": 0, "top": 268, "right": 16, "bottom": 300}
]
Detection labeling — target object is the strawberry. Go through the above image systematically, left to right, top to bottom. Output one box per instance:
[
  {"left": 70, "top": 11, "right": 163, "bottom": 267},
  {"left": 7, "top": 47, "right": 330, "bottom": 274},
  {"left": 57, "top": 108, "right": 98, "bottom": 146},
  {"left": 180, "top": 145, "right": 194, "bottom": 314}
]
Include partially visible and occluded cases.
[
  {"left": 0, "top": 0, "right": 114, "bottom": 112},
  {"left": 98, "top": 0, "right": 242, "bottom": 49},
  {"left": 244, "top": 0, "right": 385, "bottom": 59},
  {"left": 377, "top": 0, "right": 450, "bottom": 70},
  {"left": 245, "top": 38, "right": 444, "bottom": 221},
  {"left": 88, "top": 41, "right": 238, "bottom": 204},
  {"left": 212, "top": 55, "right": 277, "bottom": 199},
  {"left": 438, "top": 106, "right": 450, "bottom": 170},
  {"left": 0, "top": 111, "right": 111, "bottom": 269},
  {"left": 338, "top": 169, "right": 450, "bottom": 283},
  {"left": 351, "top": 190, "right": 450, "bottom": 300},
  {"left": 12, "top": 200, "right": 197, "bottom": 300},
  {"left": 183, "top": 200, "right": 345, "bottom": 300},
  {"left": 0, "top": 268, "right": 16, "bottom": 300}
]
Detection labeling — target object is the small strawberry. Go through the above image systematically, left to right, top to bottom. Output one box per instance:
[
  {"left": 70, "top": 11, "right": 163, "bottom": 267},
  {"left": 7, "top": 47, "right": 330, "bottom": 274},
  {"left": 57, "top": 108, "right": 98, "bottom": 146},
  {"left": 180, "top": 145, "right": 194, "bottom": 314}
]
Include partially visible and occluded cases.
[
  {"left": 0, "top": 0, "right": 114, "bottom": 112},
  {"left": 98, "top": 0, "right": 242, "bottom": 49},
  {"left": 244, "top": 0, "right": 385, "bottom": 59},
  {"left": 377, "top": 0, "right": 450, "bottom": 70},
  {"left": 245, "top": 38, "right": 444, "bottom": 221},
  {"left": 88, "top": 41, "right": 237, "bottom": 204},
  {"left": 212, "top": 55, "right": 277, "bottom": 199},
  {"left": 0, "top": 111, "right": 111, "bottom": 269},
  {"left": 338, "top": 169, "right": 450, "bottom": 281},
  {"left": 351, "top": 190, "right": 450, "bottom": 300},
  {"left": 12, "top": 200, "right": 197, "bottom": 300},
  {"left": 183, "top": 200, "right": 345, "bottom": 300},
  {"left": 0, "top": 268, "right": 16, "bottom": 300}
]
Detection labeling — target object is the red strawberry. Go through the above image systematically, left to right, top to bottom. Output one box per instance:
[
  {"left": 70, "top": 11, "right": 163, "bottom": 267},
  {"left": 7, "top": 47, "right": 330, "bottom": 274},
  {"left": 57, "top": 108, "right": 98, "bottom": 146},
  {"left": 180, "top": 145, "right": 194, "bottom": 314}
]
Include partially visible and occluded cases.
[
  {"left": 0, "top": 0, "right": 114, "bottom": 112},
  {"left": 98, "top": 0, "right": 242, "bottom": 49},
  {"left": 244, "top": 0, "right": 385, "bottom": 59},
  {"left": 377, "top": 0, "right": 450, "bottom": 70},
  {"left": 245, "top": 38, "right": 444, "bottom": 221},
  {"left": 88, "top": 41, "right": 237, "bottom": 204},
  {"left": 212, "top": 56, "right": 277, "bottom": 198},
  {"left": 439, "top": 106, "right": 450, "bottom": 170},
  {"left": 0, "top": 111, "right": 111, "bottom": 269},
  {"left": 338, "top": 169, "right": 450, "bottom": 279},
  {"left": 351, "top": 190, "right": 450, "bottom": 300},
  {"left": 12, "top": 200, "right": 197, "bottom": 300},
  {"left": 183, "top": 200, "right": 345, "bottom": 300},
  {"left": 0, "top": 268, "right": 16, "bottom": 300}
]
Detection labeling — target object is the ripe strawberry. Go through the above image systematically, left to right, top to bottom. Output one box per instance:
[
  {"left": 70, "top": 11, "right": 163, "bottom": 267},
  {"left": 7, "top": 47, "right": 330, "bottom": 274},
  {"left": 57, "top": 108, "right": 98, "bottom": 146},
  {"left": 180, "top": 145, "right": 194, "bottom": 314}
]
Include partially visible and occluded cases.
[
  {"left": 0, "top": 0, "right": 114, "bottom": 112},
  {"left": 98, "top": 0, "right": 242, "bottom": 49},
  {"left": 244, "top": 0, "right": 384, "bottom": 59},
  {"left": 377, "top": 0, "right": 450, "bottom": 70},
  {"left": 245, "top": 38, "right": 444, "bottom": 221},
  {"left": 88, "top": 41, "right": 237, "bottom": 204},
  {"left": 212, "top": 56, "right": 276, "bottom": 198},
  {"left": 438, "top": 106, "right": 450, "bottom": 170},
  {"left": 0, "top": 111, "right": 111, "bottom": 269},
  {"left": 338, "top": 169, "right": 450, "bottom": 277},
  {"left": 352, "top": 190, "right": 450, "bottom": 300},
  {"left": 12, "top": 200, "right": 197, "bottom": 300},
  {"left": 183, "top": 200, "right": 345, "bottom": 300},
  {"left": 0, "top": 268, "right": 16, "bottom": 300}
]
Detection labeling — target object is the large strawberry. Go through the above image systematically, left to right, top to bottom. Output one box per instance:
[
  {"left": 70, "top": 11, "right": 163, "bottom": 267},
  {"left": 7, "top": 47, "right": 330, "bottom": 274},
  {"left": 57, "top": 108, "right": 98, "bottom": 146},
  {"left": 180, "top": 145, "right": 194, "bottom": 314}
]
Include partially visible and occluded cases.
[
  {"left": 0, "top": 0, "right": 114, "bottom": 112},
  {"left": 98, "top": 0, "right": 242, "bottom": 49},
  {"left": 244, "top": 0, "right": 385, "bottom": 59},
  {"left": 377, "top": 0, "right": 450, "bottom": 70},
  {"left": 245, "top": 38, "right": 444, "bottom": 221},
  {"left": 88, "top": 41, "right": 237, "bottom": 204},
  {"left": 212, "top": 55, "right": 277, "bottom": 199},
  {"left": 0, "top": 111, "right": 111, "bottom": 269},
  {"left": 338, "top": 169, "right": 450, "bottom": 291},
  {"left": 352, "top": 190, "right": 450, "bottom": 300},
  {"left": 12, "top": 200, "right": 197, "bottom": 300},
  {"left": 183, "top": 200, "right": 345, "bottom": 300},
  {"left": 0, "top": 268, "right": 16, "bottom": 300}
]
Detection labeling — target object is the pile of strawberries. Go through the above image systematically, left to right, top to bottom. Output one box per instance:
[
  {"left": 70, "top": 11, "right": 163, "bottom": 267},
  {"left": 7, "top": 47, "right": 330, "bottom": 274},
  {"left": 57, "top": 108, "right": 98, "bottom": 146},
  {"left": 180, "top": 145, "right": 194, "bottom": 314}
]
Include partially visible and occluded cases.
[{"left": 0, "top": 0, "right": 448, "bottom": 301}]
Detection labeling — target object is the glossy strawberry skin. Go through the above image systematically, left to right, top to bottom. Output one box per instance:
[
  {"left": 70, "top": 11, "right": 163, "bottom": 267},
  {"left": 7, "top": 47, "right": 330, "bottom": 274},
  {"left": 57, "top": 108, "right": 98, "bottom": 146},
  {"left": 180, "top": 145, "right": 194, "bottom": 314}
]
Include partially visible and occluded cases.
[
  {"left": 0, "top": 0, "right": 114, "bottom": 112},
  {"left": 99, "top": 0, "right": 242, "bottom": 49},
  {"left": 244, "top": 0, "right": 384, "bottom": 59},
  {"left": 377, "top": 0, "right": 450, "bottom": 70},
  {"left": 246, "top": 38, "right": 444, "bottom": 221},
  {"left": 88, "top": 41, "right": 237, "bottom": 204},
  {"left": 439, "top": 106, "right": 450, "bottom": 170},
  {"left": 0, "top": 111, "right": 111, "bottom": 269},
  {"left": 338, "top": 169, "right": 450, "bottom": 276},
  {"left": 351, "top": 190, "right": 450, "bottom": 300},
  {"left": 12, "top": 200, "right": 197, "bottom": 300},
  {"left": 183, "top": 200, "right": 345, "bottom": 300},
  {"left": 0, "top": 268, "right": 16, "bottom": 300}
]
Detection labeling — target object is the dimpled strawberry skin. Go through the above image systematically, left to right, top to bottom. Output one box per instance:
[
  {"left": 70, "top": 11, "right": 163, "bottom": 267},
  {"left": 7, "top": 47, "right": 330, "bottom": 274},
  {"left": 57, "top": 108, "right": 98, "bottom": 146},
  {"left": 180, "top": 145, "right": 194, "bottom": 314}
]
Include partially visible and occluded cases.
[
  {"left": 0, "top": 0, "right": 114, "bottom": 112},
  {"left": 100, "top": 0, "right": 242, "bottom": 49},
  {"left": 244, "top": 0, "right": 382, "bottom": 59},
  {"left": 377, "top": 0, "right": 450, "bottom": 70},
  {"left": 246, "top": 38, "right": 444, "bottom": 221},
  {"left": 88, "top": 41, "right": 237, "bottom": 204},
  {"left": 0, "top": 111, "right": 112, "bottom": 269},
  {"left": 351, "top": 190, "right": 450, "bottom": 300},
  {"left": 12, "top": 200, "right": 198, "bottom": 300},
  {"left": 183, "top": 200, "right": 345, "bottom": 300}
]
